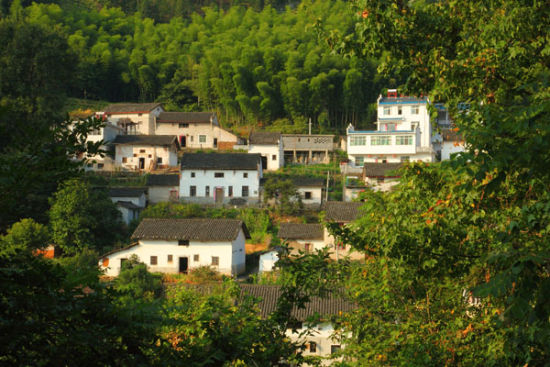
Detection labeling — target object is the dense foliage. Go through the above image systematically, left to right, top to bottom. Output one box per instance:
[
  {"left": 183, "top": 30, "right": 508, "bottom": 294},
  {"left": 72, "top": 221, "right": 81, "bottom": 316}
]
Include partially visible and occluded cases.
[{"left": 5, "top": 1, "right": 384, "bottom": 132}]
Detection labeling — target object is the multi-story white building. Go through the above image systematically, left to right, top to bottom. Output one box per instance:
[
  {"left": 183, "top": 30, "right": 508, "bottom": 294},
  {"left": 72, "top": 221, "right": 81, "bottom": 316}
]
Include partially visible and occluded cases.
[
  {"left": 346, "top": 90, "right": 438, "bottom": 165},
  {"left": 98, "top": 103, "right": 164, "bottom": 135},
  {"left": 155, "top": 112, "right": 240, "bottom": 149},
  {"left": 71, "top": 120, "right": 124, "bottom": 171},
  {"left": 179, "top": 152, "right": 262, "bottom": 205}
]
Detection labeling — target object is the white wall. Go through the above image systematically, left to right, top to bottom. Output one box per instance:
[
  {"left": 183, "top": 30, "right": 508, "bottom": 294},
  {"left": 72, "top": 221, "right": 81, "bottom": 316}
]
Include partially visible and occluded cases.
[
  {"left": 377, "top": 100, "right": 431, "bottom": 147},
  {"left": 106, "top": 106, "right": 163, "bottom": 135},
  {"left": 156, "top": 123, "right": 238, "bottom": 149},
  {"left": 441, "top": 141, "right": 465, "bottom": 160},
  {"left": 249, "top": 144, "right": 284, "bottom": 171},
  {"left": 115, "top": 145, "right": 178, "bottom": 170},
  {"left": 179, "top": 169, "right": 260, "bottom": 200},
  {"left": 148, "top": 186, "right": 179, "bottom": 204},
  {"left": 296, "top": 187, "right": 323, "bottom": 205},
  {"left": 117, "top": 206, "right": 140, "bottom": 225},
  {"left": 100, "top": 231, "right": 246, "bottom": 276},
  {"left": 259, "top": 251, "right": 279, "bottom": 273},
  {"left": 287, "top": 322, "right": 346, "bottom": 364}
]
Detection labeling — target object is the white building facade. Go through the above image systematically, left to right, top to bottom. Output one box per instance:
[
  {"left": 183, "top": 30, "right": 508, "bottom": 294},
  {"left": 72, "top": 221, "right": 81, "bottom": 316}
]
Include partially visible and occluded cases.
[
  {"left": 347, "top": 90, "right": 438, "bottom": 165},
  {"left": 99, "top": 103, "right": 164, "bottom": 135},
  {"left": 248, "top": 132, "right": 284, "bottom": 171},
  {"left": 113, "top": 135, "right": 179, "bottom": 171},
  {"left": 179, "top": 153, "right": 262, "bottom": 205},
  {"left": 100, "top": 218, "right": 249, "bottom": 276}
]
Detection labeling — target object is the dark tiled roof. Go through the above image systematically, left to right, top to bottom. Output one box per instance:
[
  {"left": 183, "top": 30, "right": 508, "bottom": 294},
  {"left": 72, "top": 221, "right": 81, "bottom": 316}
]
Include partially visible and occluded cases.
[
  {"left": 379, "top": 96, "right": 428, "bottom": 104},
  {"left": 103, "top": 103, "right": 162, "bottom": 114},
  {"left": 157, "top": 112, "right": 216, "bottom": 123},
  {"left": 441, "top": 129, "right": 464, "bottom": 142},
  {"left": 249, "top": 131, "right": 281, "bottom": 145},
  {"left": 113, "top": 135, "right": 178, "bottom": 146},
  {"left": 180, "top": 153, "right": 261, "bottom": 170},
  {"left": 364, "top": 163, "right": 402, "bottom": 178},
  {"left": 146, "top": 174, "right": 180, "bottom": 187},
  {"left": 291, "top": 176, "right": 325, "bottom": 187},
  {"left": 109, "top": 187, "right": 147, "bottom": 198},
  {"left": 116, "top": 201, "right": 142, "bottom": 210},
  {"left": 323, "top": 201, "right": 363, "bottom": 222},
  {"left": 131, "top": 218, "right": 250, "bottom": 241},
  {"left": 278, "top": 223, "right": 324, "bottom": 240},
  {"left": 100, "top": 242, "right": 139, "bottom": 259},
  {"left": 239, "top": 284, "right": 356, "bottom": 321}
]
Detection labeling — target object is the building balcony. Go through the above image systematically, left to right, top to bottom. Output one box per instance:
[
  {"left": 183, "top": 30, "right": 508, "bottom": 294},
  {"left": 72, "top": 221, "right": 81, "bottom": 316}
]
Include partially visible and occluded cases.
[{"left": 347, "top": 129, "right": 418, "bottom": 155}]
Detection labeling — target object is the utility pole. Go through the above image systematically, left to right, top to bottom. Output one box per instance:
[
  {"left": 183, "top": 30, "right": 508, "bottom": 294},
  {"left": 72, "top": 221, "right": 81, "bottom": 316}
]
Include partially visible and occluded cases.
[
  {"left": 308, "top": 118, "right": 312, "bottom": 135},
  {"left": 325, "top": 170, "right": 330, "bottom": 203}
]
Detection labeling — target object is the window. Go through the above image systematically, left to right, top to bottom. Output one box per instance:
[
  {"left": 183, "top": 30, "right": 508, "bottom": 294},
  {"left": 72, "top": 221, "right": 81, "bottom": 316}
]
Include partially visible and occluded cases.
[
  {"left": 411, "top": 105, "right": 419, "bottom": 114},
  {"left": 383, "top": 106, "right": 391, "bottom": 115},
  {"left": 398, "top": 106, "right": 402, "bottom": 115},
  {"left": 138, "top": 113, "right": 143, "bottom": 116},
  {"left": 179, "top": 123, "right": 189, "bottom": 128},
  {"left": 385, "top": 123, "right": 396, "bottom": 131},
  {"left": 199, "top": 135, "right": 206, "bottom": 143},
  {"left": 396, "top": 135, "right": 413, "bottom": 145},
  {"left": 190, "top": 136, "right": 194, "bottom": 142},
  {"left": 350, "top": 136, "right": 366, "bottom": 146},
  {"left": 371, "top": 136, "right": 391, "bottom": 145},
  {"left": 140, "top": 149, "right": 146, "bottom": 153},
  {"left": 133, "top": 153, "right": 137, "bottom": 157},
  {"left": 148, "top": 154, "right": 152, "bottom": 158},
  {"left": 272, "top": 154, "right": 276, "bottom": 160},
  {"left": 355, "top": 156, "right": 364, "bottom": 166},
  {"left": 401, "top": 156, "right": 410, "bottom": 162},
  {"left": 122, "top": 157, "right": 128, "bottom": 163},
  {"left": 157, "top": 157, "right": 163, "bottom": 164},
  {"left": 87, "top": 163, "right": 93, "bottom": 168},
  {"left": 97, "top": 163, "right": 104, "bottom": 169},
  {"left": 191, "top": 172, "right": 195, "bottom": 178},
  {"left": 214, "top": 172, "right": 224, "bottom": 178},
  {"left": 243, "top": 172, "right": 248, "bottom": 178},
  {"left": 190, "top": 186, "right": 196, "bottom": 197},
  {"left": 205, "top": 186, "right": 210, "bottom": 197},
  {"left": 228, "top": 186, "right": 233, "bottom": 197},
  {"left": 242, "top": 186, "right": 249, "bottom": 197},
  {"left": 304, "top": 192, "right": 312, "bottom": 200},
  {"left": 178, "top": 240, "right": 189, "bottom": 246},
  {"left": 304, "top": 243, "right": 312, "bottom": 253},
  {"left": 194, "top": 254, "right": 199, "bottom": 262},
  {"left": 167, "top": 255, "right": 173, "bottom": 263},
  {"left": 150, "top": 256, "right": 157, "bottom": 265},
  {"left": 211, "top": 256, "right": 219, "bottom": 266},
  {"left": 309, "top": 342, "right": 317, "bottom": 353},
  {"left": 331, "top": 345, "right": 341, "bottom": 355}
]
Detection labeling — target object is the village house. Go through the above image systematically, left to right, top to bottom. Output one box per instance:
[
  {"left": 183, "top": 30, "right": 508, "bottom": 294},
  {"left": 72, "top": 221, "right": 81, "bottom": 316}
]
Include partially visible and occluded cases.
[
  {"left": 346, "top": 89, "right": 440, "bottom": 165},
  {"left": 98, "top": 103, "right": 164, "bottom": 135},
  {"left": 154, "top": 112, "right": 240, "bottom": 149},
  {"left": 79, "top": 121, "right": 124, "bottom": 171},
  {"left": 440, "top": 129, "right": 466, "bottom": 160},
  {"left": 248, "top": 131, "right": 284, "bottom": 171},
  {"left": 282, "top": 134, "right": 335, "bottom": 165},
  {"left": 113, "top": 135, "right": 179, "bottom": 171},
  {"left": 179, "top": 153, "right": 262, "bottom": 205},
  {"left": 363, "top": 162, "right": 402, "bottom": 192},
  {"left": 146, "top": 174, "right": 180, "bottom": 204},
  {"left": 343, "top": 175, "right": 368, "bottom": 202},
  {"left": 291, "top": 177, "right": 325, "bottom": 207},
  {"left": 108, "top": 187, "right": 147, "bottom": 225},
  {"left": 322, "top": 201, "right": 364, "bottom": 261},
  {"left": 99, "top": 218, "right": 249, "bottom": 276},
  {"left": 278, "top": 223, "right": 325, "bottom": 255},
  {"left": 258, "top": 246, "right": 283, "bottom": 273},
  {"left": 240, "top": 284, "right": 354, "bottom": 364}
]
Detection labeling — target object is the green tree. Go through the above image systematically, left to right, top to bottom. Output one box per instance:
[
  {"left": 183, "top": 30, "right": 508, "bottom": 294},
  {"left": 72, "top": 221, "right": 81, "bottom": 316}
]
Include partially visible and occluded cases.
[
  {"left": 263, "top": 177, "right": 303, "bottom": 215},
  {"left": 49, "top": 179, "right": 124, "bottom": 255}
]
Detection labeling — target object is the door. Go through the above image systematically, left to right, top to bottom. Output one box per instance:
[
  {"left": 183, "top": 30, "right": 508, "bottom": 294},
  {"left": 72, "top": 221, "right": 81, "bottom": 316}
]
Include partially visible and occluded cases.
[
  {"left": 180, "top": 135, "right": 186, "bottom": 147},
  {"left": 213, "top": 138, "right": 218, "bottom": 148},
  {"left": 261, "top": 156, "right": 267, "bottom": 170},
  {"left": 139, "top": 157, "right": 145, "bottom": 169},
  {"left": 215, "top": 187, "right": 224, "bottom": 204},
  {"left": 179, "top": 257, "right": 188, "bottom": 274}
]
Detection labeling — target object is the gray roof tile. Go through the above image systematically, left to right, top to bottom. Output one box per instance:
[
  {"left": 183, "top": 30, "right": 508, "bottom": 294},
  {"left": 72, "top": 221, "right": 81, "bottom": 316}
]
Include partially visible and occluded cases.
[
  {"left": 103, "top": 103, "right": 162, "bottom": 114},
  {"left": 157, "top": 112, "right": 216, "bottom": 124},
  {"left": 249, "top": 131, "right": 281, "bottom": 145},
  {"left": 113, "top": 135, "right": 178, "bottom": 146},
  {"left": 180, "top": 153, "right": 261, "bottom": 170},
  {"left": 363, "top": 163, "right": 402, "bottom": 178},
  {"left": 146, "top": 174, "right": 180, "bottom": 187},
  {"left": 109, "top": 187, "right": 147, "bottom": 198},
  {"left": 323, "top": 201, "right": 363, "bottom": 222},
  {"left": 131, "top": 218, "right": 250, "bottom": 241},
  {"left": 278, "top": 223, "right": 324, "bottom": 240}
]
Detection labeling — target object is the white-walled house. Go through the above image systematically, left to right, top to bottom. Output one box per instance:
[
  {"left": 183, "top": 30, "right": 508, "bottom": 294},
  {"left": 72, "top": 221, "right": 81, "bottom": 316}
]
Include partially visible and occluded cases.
[
  {"left": 346, "top": 90, "right": 439, "bottom": 165},
  {"left": 98, "top": 103, "right": 164, "bottom": 135},
  {"left": 155, "top": 112, "right": 240, "bottom": 150},
  {"left": 71, "top": 120, "right": 124, "bottom": 171},
  {"left": 440, "top": 129, "right": 466, "bottom": 160},
  {"left": 248, "top": 131, "right": 284, "bottom": 171},
  {"left": 282, "top": 134, "right": 335, "bottom": 165},
  {"left": 113, "top": 135, "right": 179, "bottom": 171},
  {"left": 180, "top": 152, "right": 262, "bottom": 205},
  {"left": 363, "top": 162, "right": 402, "bottom": 192},
  {"left": 146, "top": 174, "right": 180, "bottom": 204},
  {"left": 291, "top": 177, "right": 325, "bottom": 207},
  {"left": 108, "top": 187, "right": 147, "bottom": 225},
  {"left": 322, "top": 201, "right": 364, "bottom": 261},
  {"left": 99, "top": 218, "right": 250, "bottom": 276},
  {"left": 278, "top": 223, "right": 325, "bottom": 255},
  {"left": 258, "top": 248, "right": 282, "bottom": 273},
  {"left": 239, "top": 284, "right": 355, "bottom": 364}
]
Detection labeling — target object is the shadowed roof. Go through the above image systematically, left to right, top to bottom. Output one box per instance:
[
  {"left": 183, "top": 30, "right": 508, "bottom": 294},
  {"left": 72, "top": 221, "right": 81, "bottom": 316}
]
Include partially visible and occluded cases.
[
  {"left": 102, "top": 103, "right": 162, "bottom": 114},
  {"left": 157, "top": 112, "right": 216, "bottom": 124},
  {"left": 249, "top": 131, "right": 281, "bottom": 145},
  {"left": 113, "top": 135, "right": 178, "bottom": 146},
  {"left": 180, "top": 153, "right": 261, "bottom": 170},
  {"left": 364, "top": 163, "right": 402, "bottom": 178},
  {"left": 146, "top": 174, "right": 179, "bottom": 187},
  {"left": 291, "top": 176, "right": 325, "bottom": 187},
  {"left": 109, "top": 187, "right": 147, "bottom": 198},
  {"left": 323, "top": 201, "right": 363, "bottom": 222},
  {"left": 131, "top": 218, "right": 250, "bottom": 241},
  {"left": 278, "top": 223, "right": 324, "bottom": 240}
]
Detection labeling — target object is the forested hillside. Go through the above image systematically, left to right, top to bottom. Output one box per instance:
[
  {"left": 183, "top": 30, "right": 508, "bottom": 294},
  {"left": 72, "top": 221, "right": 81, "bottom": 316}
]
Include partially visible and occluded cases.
[{"left": 1, "top": 0, "right": 385, "bottom": 132}]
